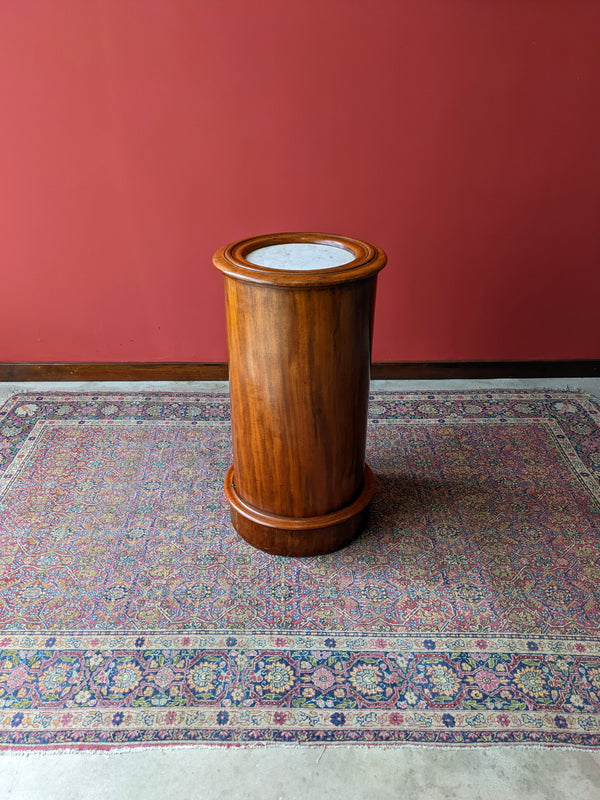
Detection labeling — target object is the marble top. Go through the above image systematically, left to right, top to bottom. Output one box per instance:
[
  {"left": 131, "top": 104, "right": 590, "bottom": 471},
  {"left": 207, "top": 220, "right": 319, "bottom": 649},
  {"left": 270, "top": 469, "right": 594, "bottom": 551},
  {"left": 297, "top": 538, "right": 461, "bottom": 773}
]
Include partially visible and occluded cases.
[{"left": 246, "top": 242, "right": 355, "bottom": 271}]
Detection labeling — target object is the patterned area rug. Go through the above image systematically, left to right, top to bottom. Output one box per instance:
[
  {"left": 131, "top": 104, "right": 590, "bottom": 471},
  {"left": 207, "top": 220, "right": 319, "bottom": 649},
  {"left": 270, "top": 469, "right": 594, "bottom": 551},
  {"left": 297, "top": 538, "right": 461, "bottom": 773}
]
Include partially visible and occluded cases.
[{"left": 0, "top": 390, "right": 599, "bottom": 749}]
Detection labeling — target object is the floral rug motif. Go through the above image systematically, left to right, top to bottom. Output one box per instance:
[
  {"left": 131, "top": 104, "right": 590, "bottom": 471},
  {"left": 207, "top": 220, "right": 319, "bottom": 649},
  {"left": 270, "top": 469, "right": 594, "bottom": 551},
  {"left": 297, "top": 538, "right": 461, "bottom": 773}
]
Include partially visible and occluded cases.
[{"left": 1, "top": 390, "right": 600, "bottom": 748}]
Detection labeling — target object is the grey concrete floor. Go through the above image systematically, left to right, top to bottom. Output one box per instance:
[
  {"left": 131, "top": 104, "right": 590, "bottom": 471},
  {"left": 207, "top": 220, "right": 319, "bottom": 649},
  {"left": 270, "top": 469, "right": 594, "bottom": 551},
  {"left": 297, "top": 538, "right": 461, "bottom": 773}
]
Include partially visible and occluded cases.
[
  {"left": 2, "top": 377, "right": 600, "bottom": 403},
  {"left": 1, "top": 378, "right": 600, "bottom": 800}
]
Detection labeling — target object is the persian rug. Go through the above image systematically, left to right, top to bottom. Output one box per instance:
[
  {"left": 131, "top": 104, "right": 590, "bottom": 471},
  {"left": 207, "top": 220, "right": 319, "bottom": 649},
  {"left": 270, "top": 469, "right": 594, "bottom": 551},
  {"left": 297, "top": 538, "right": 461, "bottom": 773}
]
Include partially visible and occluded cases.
[{"left": 0, "top": 389, "right": 599, "bottom": 750}]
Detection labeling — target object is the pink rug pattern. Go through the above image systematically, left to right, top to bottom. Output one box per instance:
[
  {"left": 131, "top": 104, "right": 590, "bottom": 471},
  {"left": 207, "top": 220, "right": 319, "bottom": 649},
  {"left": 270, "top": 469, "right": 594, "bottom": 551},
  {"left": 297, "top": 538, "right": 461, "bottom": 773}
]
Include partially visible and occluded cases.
[{"left": 0, "top": 390, "right": 599, "bottom": 748}]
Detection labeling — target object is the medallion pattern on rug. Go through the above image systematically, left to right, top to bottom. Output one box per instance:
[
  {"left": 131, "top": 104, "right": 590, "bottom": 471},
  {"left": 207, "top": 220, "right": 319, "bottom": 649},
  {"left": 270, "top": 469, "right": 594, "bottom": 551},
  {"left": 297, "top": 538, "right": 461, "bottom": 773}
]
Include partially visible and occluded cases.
[{"left": 0, "top": 390, "right": 599, "bottom": 747}]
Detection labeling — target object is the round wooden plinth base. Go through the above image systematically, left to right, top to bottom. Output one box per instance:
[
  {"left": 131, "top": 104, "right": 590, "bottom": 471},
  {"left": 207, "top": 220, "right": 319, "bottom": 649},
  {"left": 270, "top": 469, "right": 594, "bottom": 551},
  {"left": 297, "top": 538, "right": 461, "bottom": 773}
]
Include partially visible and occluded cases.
[{"left": 224, "top": 465, "right": 375, "bottom": 557}]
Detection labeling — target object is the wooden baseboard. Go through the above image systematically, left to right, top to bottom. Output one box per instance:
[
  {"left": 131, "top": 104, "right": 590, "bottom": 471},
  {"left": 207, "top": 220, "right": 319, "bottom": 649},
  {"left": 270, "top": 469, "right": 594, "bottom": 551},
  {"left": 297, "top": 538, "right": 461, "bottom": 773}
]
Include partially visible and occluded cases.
[
  {"left": 369, "top": 360, "right": 600, "bottom": 380},
  {"left": 0, "top": 361, "right": 599, "bottom": 382},
  {"left": 0, "top": 363, "right": 229, "bottom": 381}
]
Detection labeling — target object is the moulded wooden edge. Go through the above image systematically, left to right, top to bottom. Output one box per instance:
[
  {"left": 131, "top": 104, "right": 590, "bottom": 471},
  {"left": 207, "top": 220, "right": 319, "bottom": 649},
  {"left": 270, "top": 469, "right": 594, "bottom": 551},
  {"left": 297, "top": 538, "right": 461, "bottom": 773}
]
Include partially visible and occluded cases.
[
  {"left": 212, "top": 231, "right": 387, "bottom": 288},
  {"left": 224, "top": 464, "right": 375, "bottom": 556},
  {"left": 229, "top": 505, "right": 370, "bottom": 557}
]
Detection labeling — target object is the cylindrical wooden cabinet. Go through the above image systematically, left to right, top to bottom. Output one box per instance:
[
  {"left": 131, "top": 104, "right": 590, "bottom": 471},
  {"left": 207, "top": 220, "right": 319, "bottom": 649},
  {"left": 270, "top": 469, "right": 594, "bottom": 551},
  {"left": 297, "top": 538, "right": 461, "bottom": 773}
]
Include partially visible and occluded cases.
[{"left": 213, "top": 232, "right": 386, "bottom": 556}]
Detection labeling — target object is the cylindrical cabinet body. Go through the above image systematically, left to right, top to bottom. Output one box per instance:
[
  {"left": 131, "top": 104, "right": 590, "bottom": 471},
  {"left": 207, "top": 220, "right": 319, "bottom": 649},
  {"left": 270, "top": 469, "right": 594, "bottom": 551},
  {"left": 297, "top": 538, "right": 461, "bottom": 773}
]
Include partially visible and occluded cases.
[{"left": 213, "top": 232, "right": 386, "bottom": 556}]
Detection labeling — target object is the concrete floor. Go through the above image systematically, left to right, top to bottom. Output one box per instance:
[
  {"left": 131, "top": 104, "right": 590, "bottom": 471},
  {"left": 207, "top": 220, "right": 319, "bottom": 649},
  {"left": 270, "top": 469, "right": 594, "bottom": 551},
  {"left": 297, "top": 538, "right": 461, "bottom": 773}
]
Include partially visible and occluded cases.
[{"left": 1, "top": 378, "right": 600, "bottom": 800}]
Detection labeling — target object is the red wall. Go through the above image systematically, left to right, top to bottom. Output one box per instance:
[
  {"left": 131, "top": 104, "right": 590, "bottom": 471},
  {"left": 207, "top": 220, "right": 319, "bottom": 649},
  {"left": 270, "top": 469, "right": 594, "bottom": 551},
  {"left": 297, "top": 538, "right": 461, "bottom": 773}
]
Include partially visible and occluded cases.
[{"left": 1, "top": 0, "right": 599, "bottom": 363}]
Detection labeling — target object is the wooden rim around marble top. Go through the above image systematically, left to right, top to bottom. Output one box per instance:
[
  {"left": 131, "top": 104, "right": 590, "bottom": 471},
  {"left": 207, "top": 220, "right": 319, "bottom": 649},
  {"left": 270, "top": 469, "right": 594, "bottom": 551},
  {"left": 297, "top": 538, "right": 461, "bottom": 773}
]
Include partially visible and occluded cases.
[{"left": 212, "top": 231, "right": 387, "bottom": 287}]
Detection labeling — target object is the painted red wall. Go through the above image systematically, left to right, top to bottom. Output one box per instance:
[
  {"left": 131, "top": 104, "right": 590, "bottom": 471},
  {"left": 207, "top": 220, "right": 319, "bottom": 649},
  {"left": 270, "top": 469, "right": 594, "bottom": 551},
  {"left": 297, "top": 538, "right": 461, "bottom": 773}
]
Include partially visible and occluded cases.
[{"left": 1, "top": 0, "right": 599, "bottom": 363}]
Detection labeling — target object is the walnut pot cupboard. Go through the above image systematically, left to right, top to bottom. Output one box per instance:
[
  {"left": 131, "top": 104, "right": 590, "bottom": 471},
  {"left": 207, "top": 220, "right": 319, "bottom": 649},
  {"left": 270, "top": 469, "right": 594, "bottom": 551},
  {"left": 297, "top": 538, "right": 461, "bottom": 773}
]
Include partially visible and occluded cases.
[{"left": 213, "top": 232, "right": 386, "bottom": 556}]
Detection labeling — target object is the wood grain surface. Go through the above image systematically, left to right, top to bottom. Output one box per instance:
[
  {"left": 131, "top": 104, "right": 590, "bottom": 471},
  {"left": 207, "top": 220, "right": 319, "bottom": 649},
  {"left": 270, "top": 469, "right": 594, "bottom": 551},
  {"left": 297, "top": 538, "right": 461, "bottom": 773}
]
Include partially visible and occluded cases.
[{"left": 213, "top": 232, "right": 386, "bottom": 556}]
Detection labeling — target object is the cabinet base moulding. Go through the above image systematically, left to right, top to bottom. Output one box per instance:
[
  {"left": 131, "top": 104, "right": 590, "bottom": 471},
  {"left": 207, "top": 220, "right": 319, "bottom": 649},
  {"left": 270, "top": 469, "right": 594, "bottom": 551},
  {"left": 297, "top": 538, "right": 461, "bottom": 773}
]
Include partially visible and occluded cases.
[{"left": 224, "top": 464, "right": 375, "bottom": 557}]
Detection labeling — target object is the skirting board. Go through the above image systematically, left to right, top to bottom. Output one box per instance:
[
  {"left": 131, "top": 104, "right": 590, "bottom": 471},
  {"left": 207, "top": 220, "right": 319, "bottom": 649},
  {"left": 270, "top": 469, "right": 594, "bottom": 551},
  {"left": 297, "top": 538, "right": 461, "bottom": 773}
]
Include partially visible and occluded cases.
[{"left": 0, "top": 361, "right": 599, "bottom": 382}]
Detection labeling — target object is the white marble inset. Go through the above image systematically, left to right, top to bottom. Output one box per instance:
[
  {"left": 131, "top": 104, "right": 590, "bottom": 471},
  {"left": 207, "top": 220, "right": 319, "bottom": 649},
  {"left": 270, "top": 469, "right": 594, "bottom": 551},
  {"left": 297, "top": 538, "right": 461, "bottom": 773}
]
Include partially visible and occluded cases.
[{"left": 246, "top": 242, "right": 355, "bottom": 271}]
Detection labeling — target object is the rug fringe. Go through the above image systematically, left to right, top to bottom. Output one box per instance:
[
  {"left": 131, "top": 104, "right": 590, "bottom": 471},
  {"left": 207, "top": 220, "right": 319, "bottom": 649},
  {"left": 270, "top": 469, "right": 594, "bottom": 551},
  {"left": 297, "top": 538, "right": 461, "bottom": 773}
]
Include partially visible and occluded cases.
[{"left": 4, "top": 741, "right": 600, "bottom": 756}]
